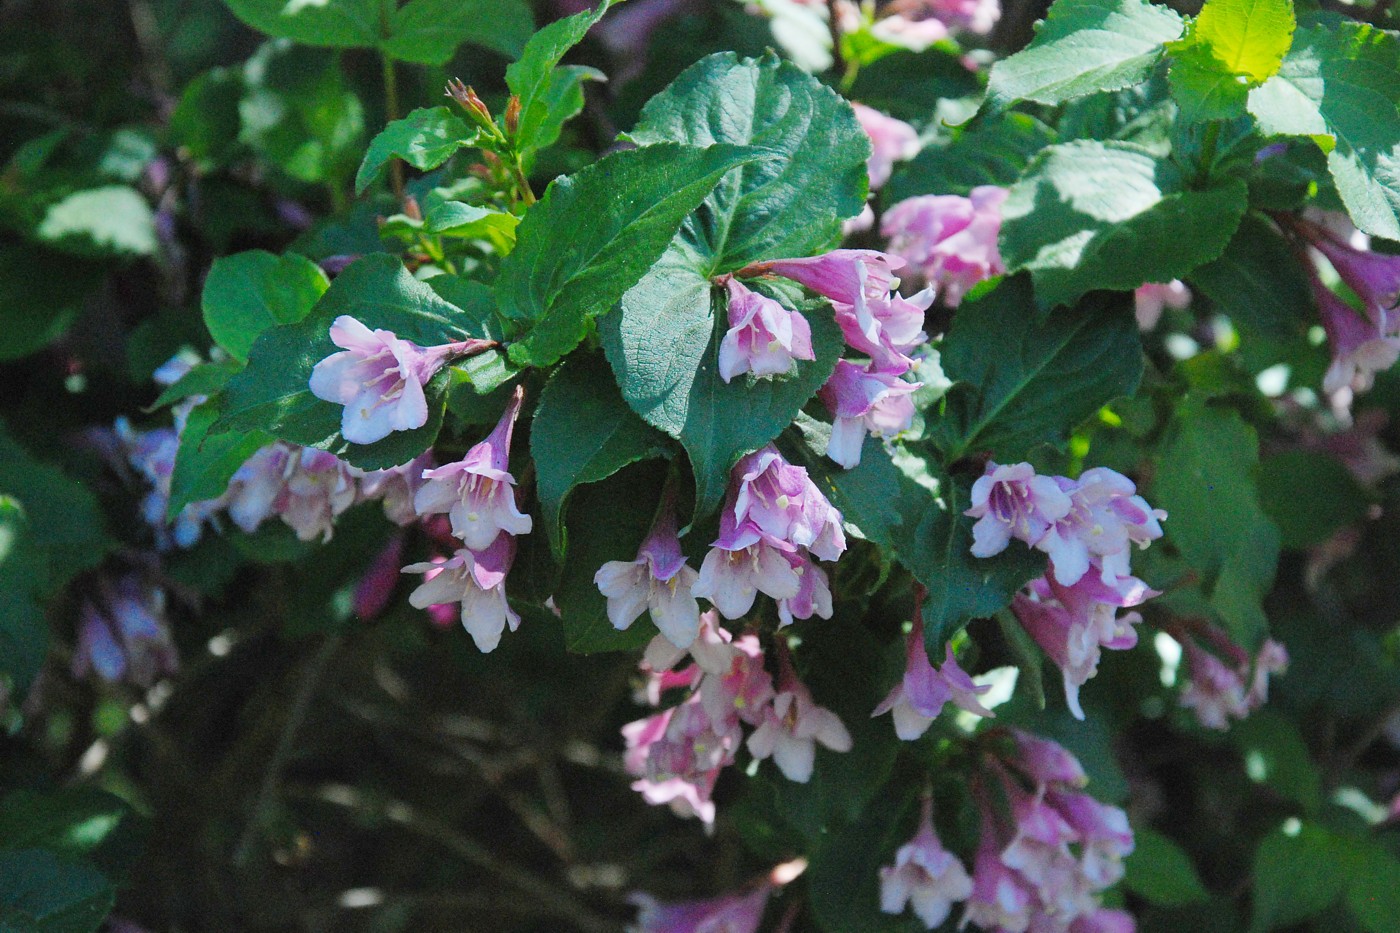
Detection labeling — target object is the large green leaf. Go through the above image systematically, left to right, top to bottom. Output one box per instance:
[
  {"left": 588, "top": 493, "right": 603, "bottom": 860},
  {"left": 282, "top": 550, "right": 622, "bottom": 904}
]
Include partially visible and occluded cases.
[
  {"left": 221, "top": 0, "right": 380, "bottom": 48},
  {"left": 380, "top": 0, "right": 534, "bottom": 64},
  {"left": 505, "top": 0, "right": 616, "bottom": 155},
  {"left": 984, "top": 0, "right": 1184, "bottom": 112},
  {"left": 1167, "top": 0, "right": 1295, "bottom": 123},
  {"left": 1248, "top": 21, "right": 1400, "bottom": 240},
  {"left": 239, "top": 42, "right": 364, "bottom": 186},
  {"left": 604, "top": 52, "right": 869, "bottom": 517},
  {"left": 355, "top": 107, "right": 478, "bottom": 194},
  {"left": 1000, "top": 140, "right": 1248, "bottom": 309},
  {"left": 496, "top": 142, "right": 768, "bottom": 368},
  {"left": 1189, "top": 213, "right": 1311, "bottom": 337},
  {"left": 0, "top": 247, "right": 99, "bottom": 360},
  {"left": 202, "top": 250, "right": 328, "bottom": 361},
  {"left": 208, "top": 255, "right": 487, "bottom": 470},
  {"left": 931, "top": 276, "right": 1143, "bottom": 463},
  {"left": 531, "top": 354, "right": 669, "bottom": 557},
  {"left": 1150, "top": 398, "right": 1279, "bottom": 646},
  {"left": 0, "top": 429, "right": 110, "bottom": 590},
  {"left": 1257, "top": 450, "right": 1370, "bottom": 550},
  {"left": 1250, "top": 824, "right": 1346, "bottom": 932},
  {"left": 1124, "top": 828, "right": 1212, "bottom": 907},
  {"left": 1346, "top": 841, "right": 1400, "bottom": 933},
  {"left": 0, "top": 849, "right": 113, "bottom": 933}
]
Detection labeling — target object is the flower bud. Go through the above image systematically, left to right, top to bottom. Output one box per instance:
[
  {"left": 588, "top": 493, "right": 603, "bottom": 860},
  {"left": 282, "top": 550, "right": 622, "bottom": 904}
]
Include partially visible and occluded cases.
[
  {"left": 444, "top": 79, "right": 497, "bottom": 136},
  {"left": 504, "top": 95, "right": 521, "bottom": 139}
]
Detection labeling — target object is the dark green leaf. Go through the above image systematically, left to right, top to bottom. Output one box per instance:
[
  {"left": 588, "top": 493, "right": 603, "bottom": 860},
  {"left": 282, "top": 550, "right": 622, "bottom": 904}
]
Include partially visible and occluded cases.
[
  {"left": 381, "top": 0, "right": 534, "bottom": 64},
  {"left": 985, "top": 0, "right": 1184, "bottom": 112},
  {"left": 1248, "top": 21, "right": 1400, "bottom": 240},
  {"left": 847, "top": 47, "right": 982, "bottom": 123},
  {"left": 521, "top": 64, "right": 605, "bottom": 162},
  {"left": 169, "top": 67, "right": 245, "bottom": 168},
  {"left": 355, "top": 107, "right": 477, "bottom": 194},
  {"left": 885, "top": 113, "right": 1056, "bottom": 204},
  {"left": 1000, "top": 140, "right": 1248, "bottom": 309},
  {"left": 497, "top": 142, "right": 768, "bottom": 368},
  {"left": 1189, "top": 213, "right": 1311, "bottom": 337},
  {"left": 0, "top": 247, "right": 100, "bottom": 361},
  {"left": 202, "top": 250, "right": 329, "bottom": 361},
  {"left": 932, "top": 278, "right": 1143, "bottom": 463},
  {"left": 531, "top": 354, "right": 669, "bottom": 557},
  {"left": 151, "top": 360, "right": 242, "bottom": 410},
  {"left": 168, "top": 400, "right": 272, "bottom": 518},
  {"left": 1257, "top": 450, "right": 1370, "bottom": 549},
  {"left": 0, "top": 499, "right": 47, "bottom": 700},
  {"left": 1230, "top": 710, "right": 1321, "bottom": 813},
  {"left": 805, "top": 779, "right": 922, "bottom": 933},
  {"left": 0, "top": 790, "right": 128, "bottom": 859},
  {"left": 1250, "top": 824, "right": 1345, "bottom": 932},
  {"left": 1124, "top": 827, "right": 1212, "bottom": 907},
  {"left": 1346, "top": 841, "right": 1400, "bottom": 933},
  {"left": 0, "top": 849, "right": 113, "bottom": 933}
]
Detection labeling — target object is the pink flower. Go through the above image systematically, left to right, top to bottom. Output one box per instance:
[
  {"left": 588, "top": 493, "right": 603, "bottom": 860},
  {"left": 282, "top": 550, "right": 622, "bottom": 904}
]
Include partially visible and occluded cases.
[
  {"left": 888, "top": 0, "right": 999, "bottom": 35},
  {"left": 870, "top": 13, "right": 952, "bottom": 50},
  {"left": 851, "top": 103, "right": 921, "bottom": 189},
  {"left": 882, "top": 186, "right": 1008, "bottom": 306},
  {"left": 753, "top": 249, "right": 903, "bottom": 307},
  {"left": 1313, "top": 272, "right": 1400, "bottom": 395},
  {"left": 835, "top": 274, "right": 933, "bottom": 373},
  {"left": 717, "top": 278, "right": 814, "bottom": 383},
  {"left": 1133, "top": 280, "right": 1190, "bottom": 331},
  {"left": 309, "top": 316, "right": 486, "bottom": 445},
  {"left": 821, "top": 360, "right": 921, "bottom": 468},
  {"left": 413, "top": 386, "right": 532, "bottom": 550},
  {"left": 224, "top": 444, "right": 293, "bottom": 534},
  {"left": 729, "top": 446, "right": 846, "bottom": 561},
  {"left": 277, "top": 448, "right": 359, "bottom": 542},
  {"left": 354, "top": 452, "right": 433, "bottom": 526},
  {"left": 965, "top": 462, "right": 1074, "bottom": 559},
  {"left": 1035, "top": 467, "right": 1166, "bottom": 588},
  {"left": 595, "top": 495, "right": 702, "bottom": 649},
  {"left": 403, "top": 536, "right": 520, "bottom": 652},
  {"left": 694, "top": 536, "right": 802, "bottom": 620},
  {"left": 774, "top": 552, "right": 834, "bottom": 627},
  {"left": 875, "top": 621, "right": 994, "bottom": 739},
  {"left": 698, "top": 631, "right": 775, "bottom": 727},
  {"left": 1247, "top": 638, "right": 1288, "bottom": 707},
  {"left": 1178, "top": 640, "right": 1250, "bottom": 730},
  {"left": 746, "top": 648, "right": 852, "bottom": 782},
  {"left": 624, "top": 693, "right": 740, "bottom": 825},
  {"left": 1008, "top": 728, "right": 1088, "bottom": 787},
  {"left": 1048, "top": 789, "right": 1133, "bottom": 888},
  {"left": 880, "top": 798, "right": 974, "bottom": 928},
  {"left": 963, "top": 820, "right": 1037, "bottom": 933},
  {"left": 629, "top": 885, "right": 771, "bottom": 933},
  {"left": 1070, "top": 908, "right": 1137, "bottom": 933}
]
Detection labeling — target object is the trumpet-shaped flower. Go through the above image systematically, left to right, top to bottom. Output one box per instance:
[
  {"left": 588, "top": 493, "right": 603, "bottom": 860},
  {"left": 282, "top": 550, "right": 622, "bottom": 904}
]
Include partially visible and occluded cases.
[
  {"left": 882, "top": 186, "right": 1008, "bottom": 306},
  {"left": 717, "top": 278, "right": 814, "bottom": 383},
  {"left": 821, "top": 360, "right": 921, "bottom": 468},
  {"left": 965, "top": 462, "right": 1073, "bottom": 559},
  {"left": 595, "top": 495, "right": 702, "bottom": 648},
  {"left": 403, "top": 536, "right": 520, "bottom": 652},
  {"left": 746, "top": 656, "right": 852, "bottom": 783},
  {"left": 880, "top": 798, "right": 974, "bottom": 928}
]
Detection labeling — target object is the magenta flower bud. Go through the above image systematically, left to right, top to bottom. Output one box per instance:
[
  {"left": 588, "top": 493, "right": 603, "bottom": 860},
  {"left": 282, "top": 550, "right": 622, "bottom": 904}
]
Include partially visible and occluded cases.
[
  {"left": 882, "top": 186, "right": 1008, "bottom": 306},
  {"left": 752, "top": 249, "right": 904, "bottom": 307},
  {"left": 717, "top": 278, "right": 815, "bottom": 383},
  {"left": 310, "top": 316, "right": 479, "bottom": 445},
  {"left": 821, "top": 359, "right": 921, "bottom": 468},
  {"left": 414, "top": 386, "right": 532, "bottom": 551},
  {"left": 965, "top": 462, "right": 1074, "bottom": 559},
  {"left": 595, "top": 493, "right": 702, "bottom": 649},
  {"left": 403, "top": 535, "right": 520, "bottom": 653},
  {"left": 353, "top": 536, "right": 405, "bottom": 621},
  {"left": 1007, "top": 728, "right": 1088, "bottom": 787},
  {"left": 880, "top": 798, "right": 974, "bottom": 927},
  {"left": 628, "top": 884, "right": 772, "bottom": 933}
]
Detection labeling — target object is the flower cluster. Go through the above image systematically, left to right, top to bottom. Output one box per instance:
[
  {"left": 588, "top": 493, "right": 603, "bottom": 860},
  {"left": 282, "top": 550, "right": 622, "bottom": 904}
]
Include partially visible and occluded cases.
[
  {"left": 882, "top": 186, "right": 1008, "bottom": 307},
  {"left": 403, "top": 386, "right": 532, "bottom": 652},
  {"left": 694, "top": 445, "right": 846, "bottom": 626},
  {"left": 967, "top": 463, "right": 1166, "bottom": 718},
  {"left": 624, "top": 618, "right": 851, "bottom": 825}
]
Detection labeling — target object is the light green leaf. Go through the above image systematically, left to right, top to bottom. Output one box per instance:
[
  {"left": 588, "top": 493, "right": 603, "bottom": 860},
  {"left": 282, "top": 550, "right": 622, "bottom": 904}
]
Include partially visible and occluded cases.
[
  {"left": 221, "top": 0, "right": 380, "bottom": 47},
  {"left": 381, "top": 0, "right": 534, "bottom": 64},
  {"left": 505, "top": 0, "right": 616, "bottom": 155},
  {"left": 985, "top": 0, "right": 1184, "bottom": 112},
  {"left": 1193, "top": 0, "right": 1296, "bottom": 83},
  {"left": 1248, "top": 21, "right": 1400, "bottom": 240},
  {"left": 1168, "top": 41, "right": 1252, "bottom": 122},
  {"left": 521, "top": 64, "right": 606, "bottom": 163},
  {"left": 355, "top": 107, "right": 477, "bottom": 194},
  {"left": 1000, "top": 140, "right": 1248, "bottom": 309},
  {"left": 497, "top": 142, "right": 768, "bottom": 368},
  {"left": 36, "top": 186, "right": 156, "bottom": 257},
  {"left": 423, "top": 201, "right": 519, "bottom": 251},
  {"left": 202, "top": 250, "right": 329, "bottom": 361},
  {"left": 209, "top": 254, "right": 485, "bottom": 470},
  {"left": 931, "top": 276, "right": 1143, "bottom": 463},
  {"left": 531, "top": 354, "right": 669, "bottom": 557},
  {"left": 151, "top": 360, "right": 242, "bottom": 410},
  {"left": 0, "top": 789, "right": 129, "bottom": 859},
  {"left": 1124, "top": 827, "right": 1212, "bottom": 907}
]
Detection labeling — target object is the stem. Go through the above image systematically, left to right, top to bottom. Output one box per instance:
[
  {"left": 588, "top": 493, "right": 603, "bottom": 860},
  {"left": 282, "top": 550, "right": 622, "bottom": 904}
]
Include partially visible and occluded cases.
[
  {"left": 826, "top": 0, "right": 847, "bottom": 79},
  {"left": 382, "top": 53, "right": 406, "bottom": 203},
  {"left": 1197, "top": 122, "right": 1221, "bottom": 183},
  {"left": 509, "top": 154, "right": 537, "bottom": 206},
  {"left": 232, "top": 631, "right": 345, "bottom": 865}
]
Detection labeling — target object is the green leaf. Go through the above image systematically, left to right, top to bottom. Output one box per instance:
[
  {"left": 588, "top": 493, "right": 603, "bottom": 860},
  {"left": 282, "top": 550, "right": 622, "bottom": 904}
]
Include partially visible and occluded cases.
[
  {"left": 220, "top": 0, "right": 377, "bottom": 45},
  {"left": 381, "top": 0, "right": 534, "bottom": 64},
  {"left": 505, "top": 0, "right": 616, "bottom": 155},
  {"left": 985, "top": 0, "right": 1185, "bottom": 112},
  {"left": 1193, "top": 0, "right": 1296, "bottom": 83},
  {"left": 1248, "top": 21, "right": 1400, "bottom": 240},
  {"left": 1168, "top": 41, "right": 1253, "bottom": 123},
  {"left": 239, "top": 42, "right": 364, "bottom": 186},
  {"left": 846, "top": 47, "right": 983, "bottom": 123},
  {"left": 603, "top": 52, "right": 869, "bottom": 516},
  {"left": 626, "top": 52, "right": 869, "bottom": 266},
  {"left": 521, "top": 64, "right": 606, "bottom": 164},
  {"left": 169, "top": 67, "right": 245, "bottom": 169},
  {"left": 355, "top": 107, "right": 477, "bottom": 194},
  {"left": 885, "top": 113, "right": 1056, "bottom": 204},
  {"left": 1000, "top": 140, "right": 1248, "bottom": 309},
  {"left": 497, "top": 142, "right": 768, "bottom": 368},
  {"left": 36, "top": 186, "right": 156, "bottom": 257},
  {"left": 423, "top": 201, "right": 519, "bottom": 250},
  {"left": 1189, "top": 212, "right": 1311, "bottom": 337},
  {"left": 0, "top": 247, "right": 100, "bottom": 361},
  {"left": 202, "top": 250, "right": 329, "bottom": 361},
  {"left": 209, "top": 254, "right": 483, "bottom": 470},
  {"left": 931, "top": 276, "right": 1143, "bottom": 463},
  {"left": 531, "top": 354, "right": 669, "bottom": 557},
  {"left": 151, "top": 360, "right": 242, "bottom": 410},
  {"left": 1150, "top": 398, "right": 1279, "bottom": 646},
  {"left": 168, "top": 401, "right": 272, "bottom": 518},
  {"left": 0, "top": 429, "right": 110, "bottom": 590},
  {"left": 1257, "top": 450, "right": 1370, "bottom": 549},
  {"left": 554, "top": 461, "right": 668, "bottom": 653},
  {"left": 0, "top": 499, "right": 47, "bottom": 700},
  {"left": 1230, "top": 709, "right": 1321, "bottom": 813},
  {"left": 805, "top": 779, "right": 922, "bottom": 933},
  {"left": 0, "top": 790, "right": 128, "bottom": 859},
  {"left": 1250, "top": 824, "right": 1346, "bottom": 932},
  {"left": 1124, "top": 827, "right": 1212, "bottom": 907},
  {"left": 1346, "top": 841, "right": 1400, "bottom": 933},
  {"left": 0, "top": 849, "right": 113, "bottom": 933}
]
